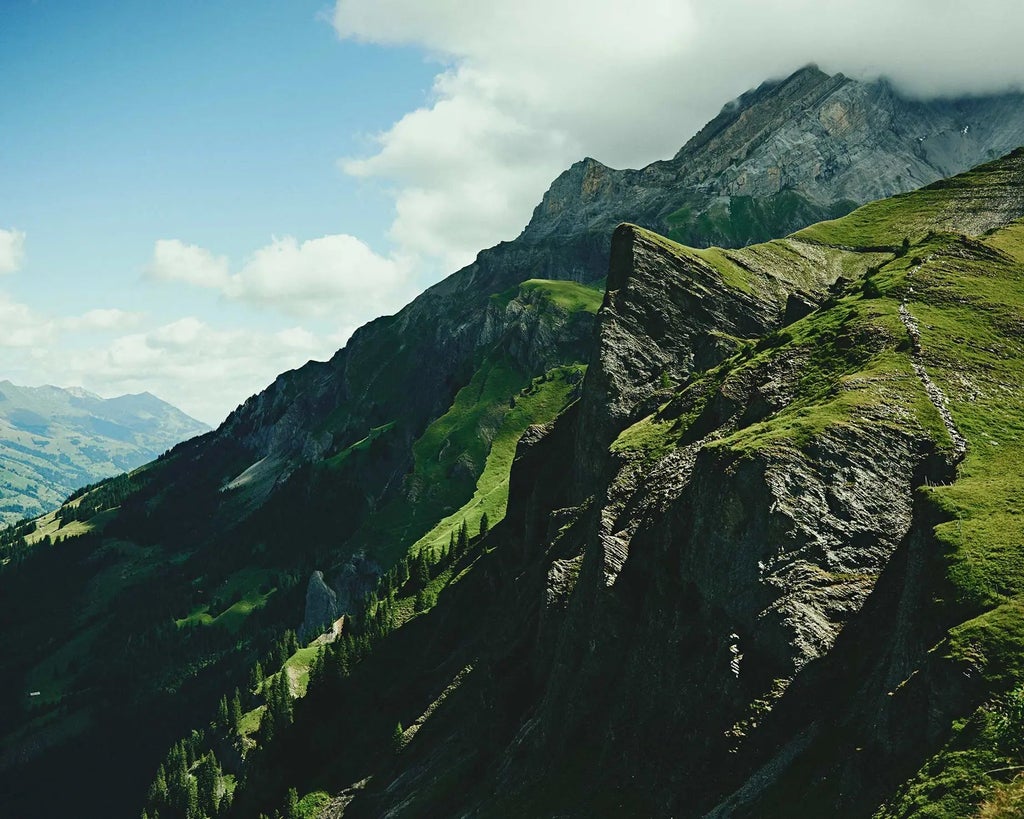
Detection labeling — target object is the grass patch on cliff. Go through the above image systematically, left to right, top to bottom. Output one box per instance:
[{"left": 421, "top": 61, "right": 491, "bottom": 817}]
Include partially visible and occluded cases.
[
  {"left": 634, "top": 224, "right": 886, "bottom": 306},
  {"left": 634, "top": 226, "right": 756, "bottom": 294},
  {"left": 490, "top": 277, "right": 604, "bottom": 313},
  {"left": 519, "top": 278, "right": 604, "bottom": 313},
  {"left": 609, "top": 284, "right": 950, "bottom": 462},
  {"left": 707, "top": 295, "right": 948, "bottom": 456},
  {"left": 348, "top": 352, "right": 528, "bottom": 561},
  {"left": 412, "top": 362, "right": 584, "bottom": 558},
  {"left": 323, "top": 422, "right": 396, "bottom": 470},
  {"left": 176, "top": 567, "right": 277, "bottom": 633},
  {"left": 877, "top": 709, "right": 1007, "bottom": 819}
]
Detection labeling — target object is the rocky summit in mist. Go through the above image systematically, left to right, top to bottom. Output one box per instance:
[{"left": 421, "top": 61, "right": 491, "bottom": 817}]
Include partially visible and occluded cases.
[
  {"left": 3, "top": 66, "right": 1024, "bottom": 819},
  {"left": 0, "top": 381, "right": 209, "bottom": 525}
]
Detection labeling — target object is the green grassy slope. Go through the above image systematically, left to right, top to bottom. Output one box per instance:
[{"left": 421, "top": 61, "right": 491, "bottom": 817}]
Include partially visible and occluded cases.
[
  {"left": 613, "top": 158, "right": 1024, "bottom": 817},
  {"left": 341, "top": 279, "right": 599, "bottom": 565}
]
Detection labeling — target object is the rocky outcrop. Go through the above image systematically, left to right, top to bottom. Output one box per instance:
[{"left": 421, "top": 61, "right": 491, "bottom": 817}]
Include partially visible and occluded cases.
[
  {"left": 525, "top": 65, "right": 1024, "bottom": 249},
  {"left": 329, "top": 553, "right": 382, "bottom": 615},
  {"left": 300, "top": 570, "right": 340, "bottom": 642}
]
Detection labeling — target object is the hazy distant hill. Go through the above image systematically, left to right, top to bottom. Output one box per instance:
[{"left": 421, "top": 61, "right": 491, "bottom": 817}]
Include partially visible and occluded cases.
[{"left": 0, "top": 380, "right": 210, "bottom": 524}]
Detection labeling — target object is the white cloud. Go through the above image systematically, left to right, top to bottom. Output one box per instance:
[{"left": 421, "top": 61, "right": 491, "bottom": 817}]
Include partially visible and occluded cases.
[
  {"left": 332, "top": 0, "right": 1024, "bottom": 271},
  {"left": 0, "top": 228, "right": 26, "bottom": 275},
  {"left": 146, "top": 233, "right": 414, "bottom": 320},
  {"left": 227, "top": 233, "right": 413, "bottom": 318},
  {"left": 147, "top": 239, "right": 230, "bottom": 288},
  {"left": 0, "top": 284, "right": 346, "bottom": 424},
  {"left": 0, "top": 293, "right": 54, "bottom": 348},
  {"left": 59, "top": 308, "right": 144, "bottom": 333},
  {"left": 88, "top": 318, "right": 347, "bottom": 424}
]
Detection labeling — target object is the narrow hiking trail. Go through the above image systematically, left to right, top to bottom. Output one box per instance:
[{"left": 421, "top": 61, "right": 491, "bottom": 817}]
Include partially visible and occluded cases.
[{"left": 900, "top": 303, "right": 968, "bottom": 459}]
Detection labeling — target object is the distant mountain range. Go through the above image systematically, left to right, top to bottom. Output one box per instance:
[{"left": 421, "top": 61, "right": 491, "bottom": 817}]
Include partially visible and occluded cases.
[{"left": 0, "top": 381, "right": 210, "bottom": 524}]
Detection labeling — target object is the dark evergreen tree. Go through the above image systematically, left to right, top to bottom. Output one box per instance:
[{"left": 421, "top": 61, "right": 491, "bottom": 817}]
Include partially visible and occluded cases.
[
  {"left": 479, "top": 511, "right": 489, "bottom": 538},
  {"left": 457, "top": 519, "right": 469, "bottom": 555},
  {"left": 413, "top": 550, "right": 430, "bottom": 589},
  {"left": 250, "top": 659, "right": 265, "bottom": 695},
  {"left": 229, "top": 687, "right": 243, "bottom": 735},
  {"left": 216, "top": 694, "right": 229, "bottom": 730},
  {"left": 195, "top": 753, "right": 221, "bottom": 817},
  {"left": 147, "top": 763, "right": 169, "bottom": 811},
  {"left": 185, "top": 775, "right": 200, "bottom": 819},
  {"left": 284, "top": 787, "right": 300, "bottom": 819}
]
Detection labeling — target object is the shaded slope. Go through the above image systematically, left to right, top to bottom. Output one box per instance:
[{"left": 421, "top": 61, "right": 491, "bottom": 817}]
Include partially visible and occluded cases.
[{"left": 238, "top": 148, "right": 1024, "bottom": 819}]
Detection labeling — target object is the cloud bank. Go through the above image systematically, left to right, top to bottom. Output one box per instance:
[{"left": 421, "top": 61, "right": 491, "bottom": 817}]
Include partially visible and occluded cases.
[
  {"left": 333, "top": 0, "right": 1024, "bottom": 270},
  {"left": 148, "top": 234, "right": 413, "bottom": 321},
  {"left": 0, "top": 296, "right": 347, "bottom": 424}
]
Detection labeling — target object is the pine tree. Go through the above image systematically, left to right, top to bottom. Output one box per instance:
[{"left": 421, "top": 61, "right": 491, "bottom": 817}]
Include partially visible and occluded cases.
[
  {"left": 479, "top": 511, "right": 489, "bottom": 538},
  {"left": 457, "top": 519, "right": 469, "bottom": 555},
  {"left": 447, "top": 530, "right": 455, "bottom": 562},
  {"left": 413, "top": 550, "right": 430, "bottom": 589},
  {"left": 326, "top": 640, "right": 347, "bottom": 681},
  {"left": 250, "top": 660, "right": 265, "bottom": 696},
  {"left": 272, "top": 670, "right": 293, "bottom": 728},
  {"left": 229, "top": 687, "right": 243, "bottom": 734},
  {"left": 217, "top": 694, "right": 229, "bottom": 730},
  {"left": 259, "top": 708, "right": 276, "bottom": 748},
  {"left": 392, "top": 722, "right": 404, "bottom": 752},
  {"left": 195, "top": 753, "right": 221, "bottom": 817},
  {"left": 148, "top": 763, "right": 168, "bottom": 806},
  {"left": 185, "top": 774, "right": 200, "bottom": 819},
  {"left": 284, "top": 787, "right": 300, "bottom": 819}
]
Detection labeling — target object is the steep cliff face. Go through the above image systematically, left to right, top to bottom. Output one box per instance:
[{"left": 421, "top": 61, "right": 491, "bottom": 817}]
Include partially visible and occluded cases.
[{"left": 312, "top": 150, "right": 1024, "bottom": 819}]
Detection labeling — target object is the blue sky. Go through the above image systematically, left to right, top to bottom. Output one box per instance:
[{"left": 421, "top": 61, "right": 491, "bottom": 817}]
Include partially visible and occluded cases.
[
  {"left": 1, "top": 0, "right": 430, "bottom": 317},
  {"left": 1, "top": 1, "right": 440, "bottom": 422},
  {"left": 2, "top": 1, "right": 1023, "bottom": 424}
]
